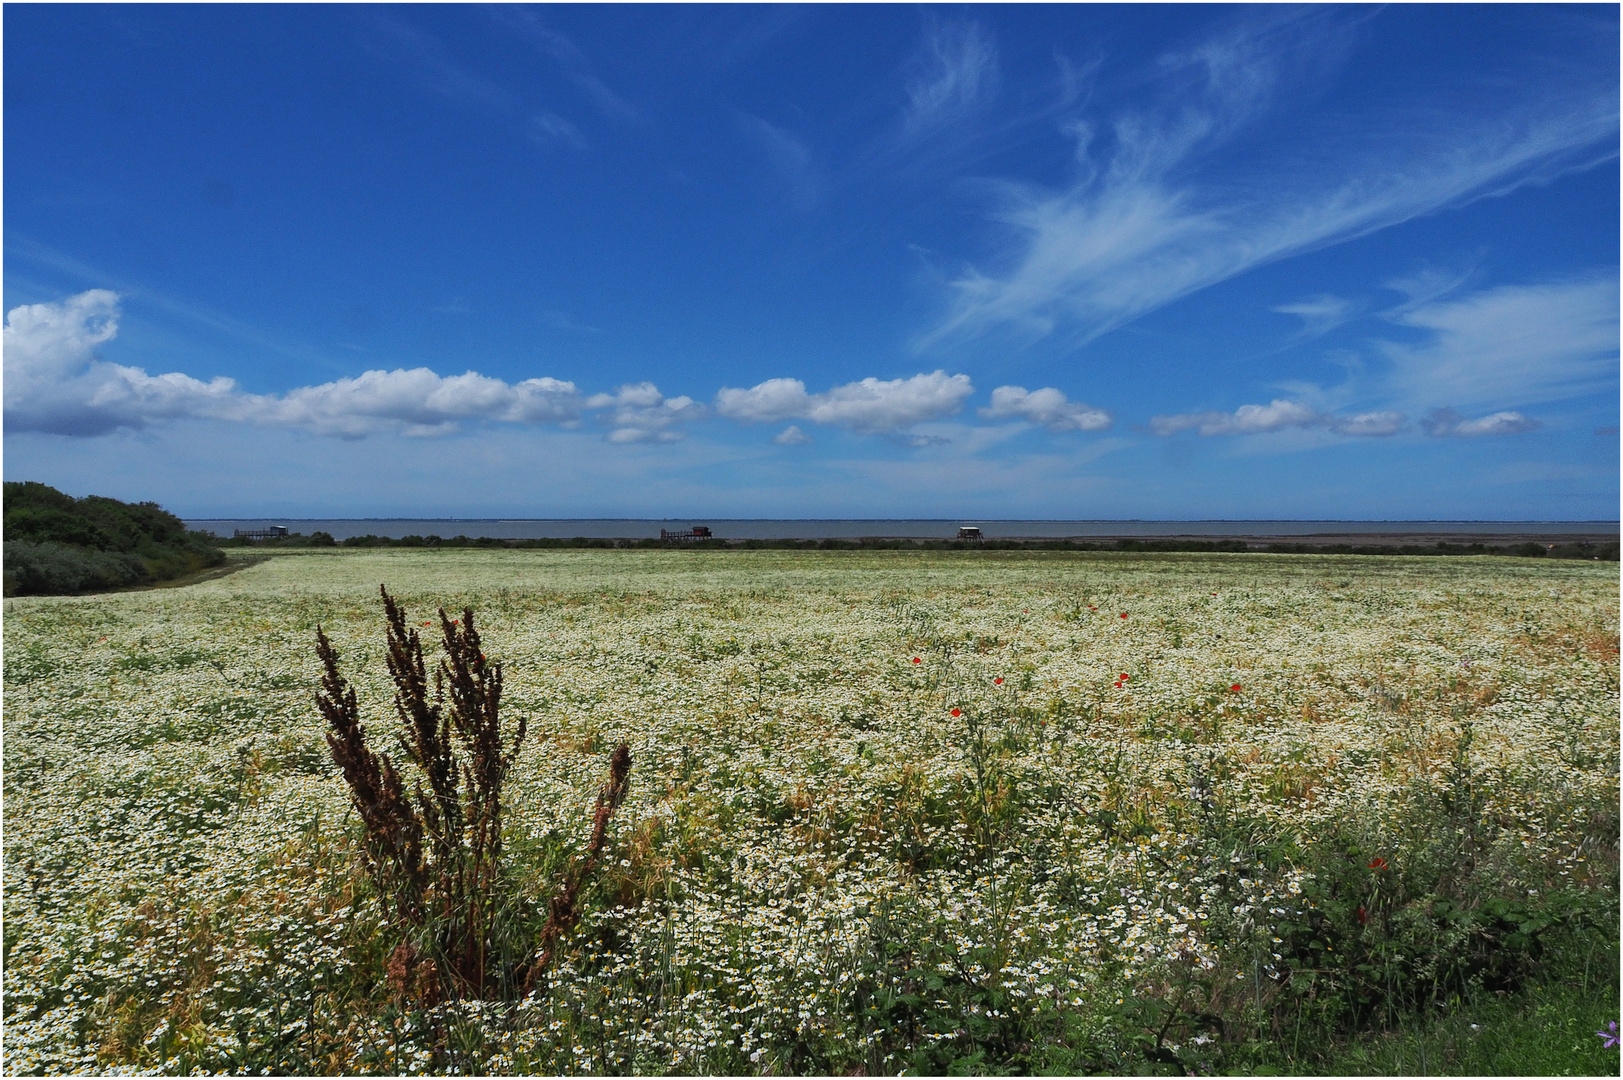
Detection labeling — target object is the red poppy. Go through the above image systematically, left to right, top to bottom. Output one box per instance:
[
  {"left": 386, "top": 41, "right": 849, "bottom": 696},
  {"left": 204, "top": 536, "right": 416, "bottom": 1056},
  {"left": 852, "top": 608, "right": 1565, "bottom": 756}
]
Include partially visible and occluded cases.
[
  {"left": 1023, "top": 608, "right": 1029, "bottom": 613},
  {"left": 1120, "top": 612, "right": 1128, "bottom": 619},
  {"left": 912, "top": 657, "right": 922, "bottom": 664},
  {"left": 1120, "top": 673, "right": 1129, "bottom": 680},
  {"left": 993, "top": 677, "right": 1004, "bottom": 684},
  {"left": 1113, "top": 680, "right": 1122, "bottom": 688},
  {"left": 1230, "top": 683, "right": 1242, "bottom": 692},
  {"left": 950, "top": 708, "right": 961, "bottom": 717},
  {"left": 1368, "top": 857, "right": 1387, "bottom": 871},
  {"left": 1356, "top": 905, "right": 1368, "bottom": 925}
]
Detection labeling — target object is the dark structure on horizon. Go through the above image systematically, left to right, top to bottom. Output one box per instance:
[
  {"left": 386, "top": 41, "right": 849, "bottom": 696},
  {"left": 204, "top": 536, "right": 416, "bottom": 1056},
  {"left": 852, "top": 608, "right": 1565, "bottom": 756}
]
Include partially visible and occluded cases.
[{"left": 660, "top": 526, "right": 713, "bottom": 541}]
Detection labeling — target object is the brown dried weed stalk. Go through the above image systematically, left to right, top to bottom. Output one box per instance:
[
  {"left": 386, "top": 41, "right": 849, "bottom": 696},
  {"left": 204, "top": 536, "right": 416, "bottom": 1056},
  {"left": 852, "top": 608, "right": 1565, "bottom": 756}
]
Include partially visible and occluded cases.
[{"left": 316, "top": 585, "right": 631, "bottom": 1002}]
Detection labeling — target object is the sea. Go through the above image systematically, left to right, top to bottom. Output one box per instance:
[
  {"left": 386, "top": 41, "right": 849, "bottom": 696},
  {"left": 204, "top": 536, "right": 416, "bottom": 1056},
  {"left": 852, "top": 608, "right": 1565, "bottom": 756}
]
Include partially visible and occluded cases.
[{"left": 184, "top": 519, "right": 1620, "bottom": 542}]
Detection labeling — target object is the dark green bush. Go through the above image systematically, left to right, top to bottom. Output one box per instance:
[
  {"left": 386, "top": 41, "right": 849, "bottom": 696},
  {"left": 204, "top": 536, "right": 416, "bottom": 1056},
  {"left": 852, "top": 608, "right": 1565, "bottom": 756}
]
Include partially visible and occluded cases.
[
  {"left": 3, "top": 481, "right": 224, "bottom": 595},
  {"left": 2, "top": 540, "right": 147, "bottom": 594}
]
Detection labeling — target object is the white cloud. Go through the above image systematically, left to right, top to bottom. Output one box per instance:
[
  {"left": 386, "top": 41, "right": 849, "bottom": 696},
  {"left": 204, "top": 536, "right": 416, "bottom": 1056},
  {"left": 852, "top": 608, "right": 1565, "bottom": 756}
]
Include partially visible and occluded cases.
[
  {"left": 496, "top": 8, "right": 641, "bottom": 125},
  {"left": 359, "top": 14, "right": 517, "bottom": 113},
  {"left": 922, "top": 14, "right": 1616, "bottom": 347},
  {"left": 904, "top": 19, "right": 998, "bottom": 133},
  {"left": 529, "top": 112, "right": 586, "bottom": 148},
  {"left": 742, "top": 115, "right": 821, "bottom": 211},
  {"left": 1380, "top": 274, "right": 1618, "bottom": 411},
  {"left": 3, "top": 288, "right": 120, "bottom": 384},
  {"left": 3, "top": 290, "right": 585, "bottom": 438},
  {"left": 5, "top": 290, "right": 249, "bottom": 435},
  {"left": 1273, "top": 294, "right": 1357, "bottom": 337},
  {"left": 269, "top": 369, "right": 581, "bottom": 438},
  {"left": 715, "top": 370, "right": 974, "bottom": 434},
  {"left": 807, "top": 371, "right": 974, "bottom": 433},
  {"left": 714, "top": 377, "right": 811, "bottom": 424},
  {"left": 586, "top": 382, "right": 704, "bottom": 443},
  {"left": 981, "top": 385, "right": 1111, "bottom": 431},
  {"left": 1150, "top": 398, "right": 1404, "bottom": 438},
  {"left": 1150, "top": 399, "right": 1319, "bottom": 437},
  {"left": 1421, "top": 408, "right": 1541, "bottom": 438},
  {"left": 1329, "top": 410, "right": 1406, "bottom": 437},
  {"left": 773, "top": 425, "right": 811, "bottom": 445}
]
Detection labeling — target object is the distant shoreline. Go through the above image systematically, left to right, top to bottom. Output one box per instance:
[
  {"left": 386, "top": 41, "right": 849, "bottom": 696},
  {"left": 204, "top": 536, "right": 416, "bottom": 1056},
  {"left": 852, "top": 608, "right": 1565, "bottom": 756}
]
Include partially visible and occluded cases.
[{"left": 186, "top": 518, "right": 1620, "bottom": 543}]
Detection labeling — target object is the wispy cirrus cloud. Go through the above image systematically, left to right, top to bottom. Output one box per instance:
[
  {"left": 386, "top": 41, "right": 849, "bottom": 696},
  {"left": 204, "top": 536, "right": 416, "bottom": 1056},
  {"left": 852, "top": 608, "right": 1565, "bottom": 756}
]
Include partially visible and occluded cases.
[
  {"left": 495, "top": 8, "right": 641, "bottom": 125},
  {"left": 922, "top": 12, "right": 1618, "bottom": 349},
  {"left": 356, "top": 14, "right": 517, "bottom": 112},
  {"left": 903, "top": 18, "right": 998, "bottom": 135},
  {"left": 529, "top": 111, "right": 587, "bottom": 149},
  {"left": 740, "top": 115, "right": 821, "bottom": 211},
  {"left": 1148, "top": 271, "right": 1615, "bottom": 444},
  {"left": 1378, "top": 272, "right": 1619, "bottom": 411},
  {"left": 1273, "top": 294, "right": 1359, "bottom": 338}
]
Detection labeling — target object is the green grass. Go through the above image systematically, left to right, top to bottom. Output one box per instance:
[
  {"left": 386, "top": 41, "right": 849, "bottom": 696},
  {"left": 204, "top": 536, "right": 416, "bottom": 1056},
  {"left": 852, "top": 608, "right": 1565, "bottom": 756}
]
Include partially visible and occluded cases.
[{"left": 1305, "top": 932, "right": 1620, "bottom": 1077}]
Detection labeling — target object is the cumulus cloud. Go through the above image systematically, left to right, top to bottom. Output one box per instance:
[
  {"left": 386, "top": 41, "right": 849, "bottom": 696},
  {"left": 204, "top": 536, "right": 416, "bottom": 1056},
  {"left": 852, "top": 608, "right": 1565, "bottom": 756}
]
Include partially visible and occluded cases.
[
  {"left": 4, "top": 289, "right": 120, "bottom": 384},
  {"left": 4, "top": 290, "right": 584, "bottom": 438},
  {"left": 5, "top": 290, "right": 249, "bottom": 435},
  {"left": 268, "top": 369, "right": 581, "bottom": 438},
  {"left": 715, "top": 370, "right": 974, "bottom": 434},
  {"left": 808, "top": 371, "right": 973, "bottom": 432},
  {"left": 714, "top": 377, "right": 811, "bottom": 424},
  {"left": 586, "top": 382, "right": 704, "bottom": 443},
  {"left": 980, "top": 385, "right": 1111, "bottom": 431},
  {"left": 1149, "top": 399, "right": 1405, "bottom": 438},
  {"left": 1149, "top": 399, "right": 1318, "bottom": 437},
  {"left": 1421, "top": 408, "right": 1541, "bottom": 438},
  {"left": 773, "top": 425, "right": 811, "bottom": 445}
]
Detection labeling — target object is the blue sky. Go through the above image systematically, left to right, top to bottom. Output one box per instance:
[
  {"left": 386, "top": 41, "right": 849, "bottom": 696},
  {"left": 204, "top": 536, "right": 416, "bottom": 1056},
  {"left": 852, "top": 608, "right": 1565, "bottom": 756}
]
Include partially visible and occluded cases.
[{"left": 4, "top": 3, "right": 1618, "bottom": 520}]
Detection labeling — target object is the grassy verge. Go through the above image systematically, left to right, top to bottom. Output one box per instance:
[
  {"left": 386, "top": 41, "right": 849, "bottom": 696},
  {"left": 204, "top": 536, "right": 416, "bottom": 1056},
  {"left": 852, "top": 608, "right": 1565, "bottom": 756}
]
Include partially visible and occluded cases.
[{"left": 1306, "top": 928, "right": 1620, "bottom": 1076}]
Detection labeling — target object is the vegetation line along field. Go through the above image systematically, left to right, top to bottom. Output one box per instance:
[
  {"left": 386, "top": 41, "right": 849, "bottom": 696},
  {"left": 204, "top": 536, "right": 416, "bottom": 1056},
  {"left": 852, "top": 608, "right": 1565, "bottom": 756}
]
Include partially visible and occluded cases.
[{"left": 2, "top": 548, "right": 1617, "bottom": 1075}]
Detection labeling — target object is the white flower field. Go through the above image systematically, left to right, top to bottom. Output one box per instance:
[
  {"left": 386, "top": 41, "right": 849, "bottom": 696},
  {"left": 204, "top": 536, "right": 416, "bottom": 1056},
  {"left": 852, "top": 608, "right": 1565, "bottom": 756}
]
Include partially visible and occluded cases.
[{"left": 3, "top": 548, "right": 1617, "bottom": 1074}]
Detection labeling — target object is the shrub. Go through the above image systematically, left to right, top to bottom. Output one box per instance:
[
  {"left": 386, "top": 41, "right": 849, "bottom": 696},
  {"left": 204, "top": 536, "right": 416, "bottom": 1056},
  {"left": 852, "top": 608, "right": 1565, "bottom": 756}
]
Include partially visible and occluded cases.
[
  {"left": 2, "top": 481, "right": 224, "bottom": 595},
  {"left": 2, "top": 540, "right": 147, "bottom": 595}
]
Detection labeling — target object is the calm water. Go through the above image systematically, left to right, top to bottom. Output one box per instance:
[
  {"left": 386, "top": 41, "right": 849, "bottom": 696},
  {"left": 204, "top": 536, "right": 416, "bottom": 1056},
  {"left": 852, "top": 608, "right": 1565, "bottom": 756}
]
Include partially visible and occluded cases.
[{"left": 186, "top": 518, "right": 1619, "bottom": 541}]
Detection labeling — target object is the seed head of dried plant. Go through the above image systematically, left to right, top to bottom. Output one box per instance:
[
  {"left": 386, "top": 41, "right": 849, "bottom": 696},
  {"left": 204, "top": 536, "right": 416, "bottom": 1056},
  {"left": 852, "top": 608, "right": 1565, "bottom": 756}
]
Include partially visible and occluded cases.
[{"left": 319, "top": 585, "right": 605, "bottom": 1002}]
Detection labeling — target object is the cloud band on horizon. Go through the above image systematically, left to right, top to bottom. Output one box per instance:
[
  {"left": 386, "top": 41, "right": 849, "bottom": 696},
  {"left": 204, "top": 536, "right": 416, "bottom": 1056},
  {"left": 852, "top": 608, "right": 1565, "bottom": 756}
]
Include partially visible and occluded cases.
[{"left": 4, "top": 292, "right": 1107, "bottom": 445}]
